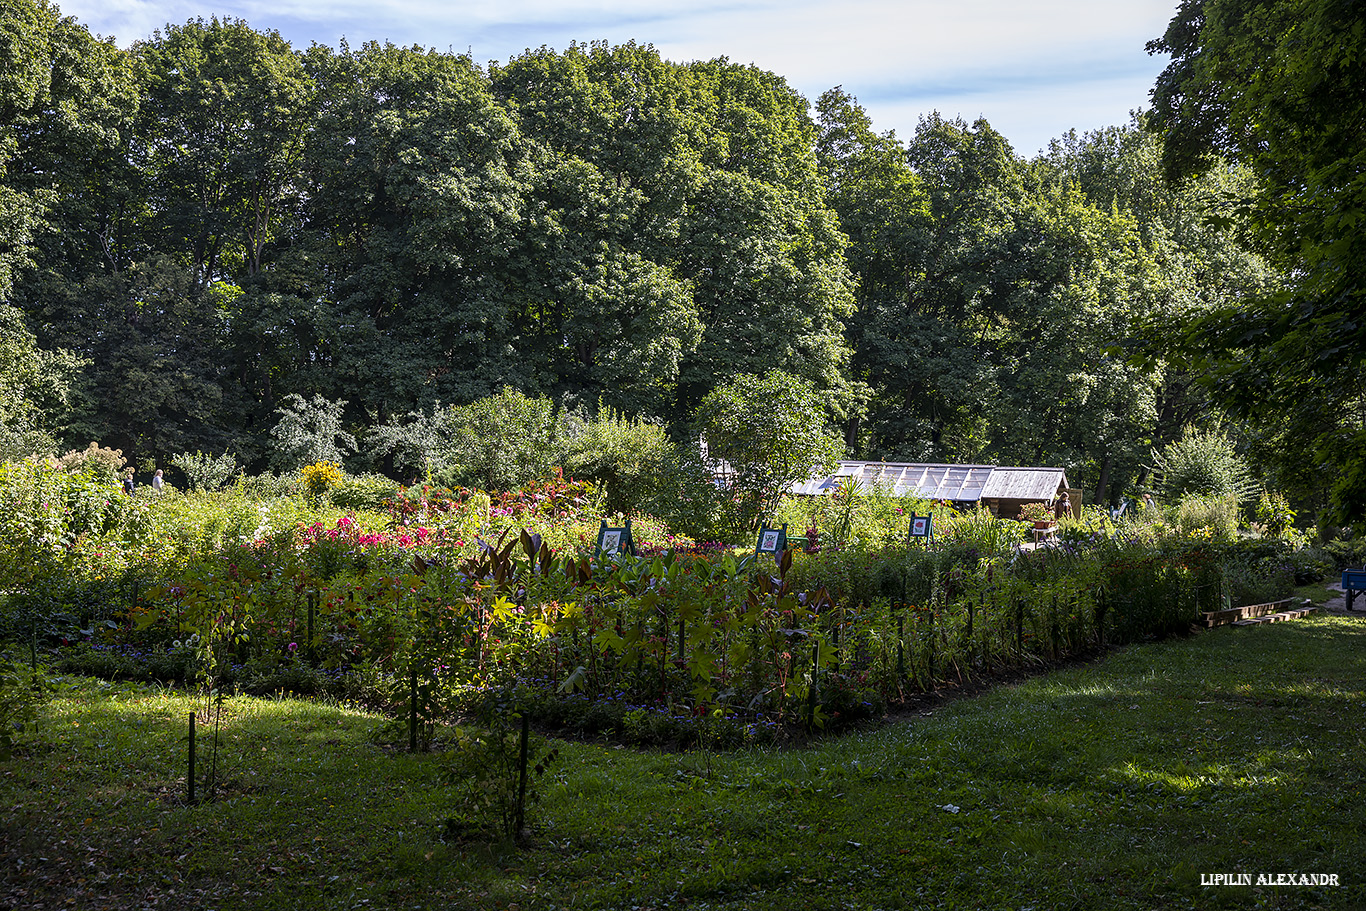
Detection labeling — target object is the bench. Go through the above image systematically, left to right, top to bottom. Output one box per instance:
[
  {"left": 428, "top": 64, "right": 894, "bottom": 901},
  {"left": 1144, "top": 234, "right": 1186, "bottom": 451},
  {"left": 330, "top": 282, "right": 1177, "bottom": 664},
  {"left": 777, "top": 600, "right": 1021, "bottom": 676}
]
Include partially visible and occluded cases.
[{"left": 1345, "top": 569, "right": 1366, "bottom": 612}]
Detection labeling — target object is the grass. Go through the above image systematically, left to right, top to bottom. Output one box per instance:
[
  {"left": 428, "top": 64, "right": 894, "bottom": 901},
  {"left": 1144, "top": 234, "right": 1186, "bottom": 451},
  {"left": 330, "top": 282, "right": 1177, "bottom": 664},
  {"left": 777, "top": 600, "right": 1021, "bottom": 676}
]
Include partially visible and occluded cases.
[{"left": 4, "top": 615, "right": 1366, "bottom": 910}]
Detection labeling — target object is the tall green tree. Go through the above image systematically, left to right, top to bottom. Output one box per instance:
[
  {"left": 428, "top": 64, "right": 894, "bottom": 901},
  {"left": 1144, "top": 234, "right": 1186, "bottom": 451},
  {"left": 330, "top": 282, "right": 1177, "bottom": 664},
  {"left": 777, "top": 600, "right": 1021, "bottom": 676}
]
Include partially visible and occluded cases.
[
  {"left": 0, "top": 0, "right": 138, "bottom": 287},
  {"left": 1, "top": 0, "right": 134, "bottom": 457},
  {"left": 1148, "top": 0, "right": 1366, "bottom": 526},
  {"left": 132, "top": 17, "right": 315, "bottom": 286},
  {"left": 299, "top": 42, "right": 532, "bottom": 414},
  {"left": 676, "top": 62, "right": 858, "bottom": 418},
  {"left": 695, "top": 370, "right": 842, "bottom": 526}
]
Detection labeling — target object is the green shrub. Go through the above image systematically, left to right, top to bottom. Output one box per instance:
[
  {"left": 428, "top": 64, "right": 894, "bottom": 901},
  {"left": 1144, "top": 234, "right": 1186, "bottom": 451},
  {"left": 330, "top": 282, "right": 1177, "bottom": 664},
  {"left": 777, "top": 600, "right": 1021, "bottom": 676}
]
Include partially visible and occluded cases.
[
  {"left": 694, "top": 371, "right": 843, "bottom": 529},
  {"left": 441, "top": 389, "right": 565, "bottom": 492},
  {"left": 270, "top": 394, "right": 357, "bottom": 471},
  {"left": 562, "top": 408, "right": 679, "bottom": 517},
  {"left": 1151, "top": 428, "right": 1257, "bottom": 504},
  {"left": 56, "top": 442, "right": 126, "bottom": 483},
  {"left": 171, "top": 450, "right": 241, "bottom": 491},
  {"left": 234, "top": 471, "right": 299, "bottom": 499},
  {"left": 330, "top": 473, "right": 402, "bottom": 511},
  {"left": 1254, "top": 488, "right": 1296, "bottom": 537},
  {"left": 1170, "top": 493, "right": 1240, "bottom": 539},
  {"left": 938, "top": 506, "right": 1024, "bottom": 555},
  {"left": 1322, "top": 536, "right": 1366, "bottom": 571},
  {"left": 1225, "top": 557, "right": 1295, "bottom": 606},
  {"left": 0, "top": 657, "right": 52, "bottom": 760},
  {"left": 440, "top": 714, "right": 559, "bottom": 841}
]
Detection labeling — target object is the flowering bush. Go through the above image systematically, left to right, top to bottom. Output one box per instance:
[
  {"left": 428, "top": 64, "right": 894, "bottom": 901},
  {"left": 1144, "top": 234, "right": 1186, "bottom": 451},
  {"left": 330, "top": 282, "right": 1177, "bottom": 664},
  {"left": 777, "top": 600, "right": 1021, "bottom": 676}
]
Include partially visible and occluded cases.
[{"left": 300, "top": 460, "right": 344, "bottom": 500}]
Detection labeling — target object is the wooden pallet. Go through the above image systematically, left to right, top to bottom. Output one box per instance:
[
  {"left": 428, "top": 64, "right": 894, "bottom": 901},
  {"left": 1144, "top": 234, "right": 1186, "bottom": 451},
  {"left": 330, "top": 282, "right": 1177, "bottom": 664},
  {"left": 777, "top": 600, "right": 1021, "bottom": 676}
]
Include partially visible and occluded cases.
[
  {"left": 1201, "top": 599, "right": 1300, "bottom": 628},
  {"left": 1230, "top": 605, "right": 1318, "bottom": 626}
]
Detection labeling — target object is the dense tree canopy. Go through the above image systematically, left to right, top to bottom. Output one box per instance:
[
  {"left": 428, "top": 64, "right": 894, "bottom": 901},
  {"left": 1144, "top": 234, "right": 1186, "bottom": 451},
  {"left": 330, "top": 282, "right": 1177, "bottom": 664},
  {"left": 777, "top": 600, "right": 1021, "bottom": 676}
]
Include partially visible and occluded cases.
[
  {"left": 1147, "top": 0, "right": 1366, "bottom": 526},
  {"left": 1, "top": 2, "right": 1331, "bottom": 522}
]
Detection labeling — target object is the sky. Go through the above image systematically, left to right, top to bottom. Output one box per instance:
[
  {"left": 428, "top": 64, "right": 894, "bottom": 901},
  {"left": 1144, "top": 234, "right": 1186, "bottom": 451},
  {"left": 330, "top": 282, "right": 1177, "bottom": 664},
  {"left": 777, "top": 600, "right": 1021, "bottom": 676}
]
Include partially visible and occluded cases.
[{"left": 56, "top": 0, "right": 1178, "bottom": 158}]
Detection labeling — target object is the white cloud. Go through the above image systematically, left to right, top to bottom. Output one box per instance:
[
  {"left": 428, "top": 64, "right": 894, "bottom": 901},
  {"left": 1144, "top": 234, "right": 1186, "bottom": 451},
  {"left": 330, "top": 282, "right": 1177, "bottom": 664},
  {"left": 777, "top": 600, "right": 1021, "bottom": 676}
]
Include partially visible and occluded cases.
[{"left": 57, "top": 0, "right": 1176, "bottom": 155}]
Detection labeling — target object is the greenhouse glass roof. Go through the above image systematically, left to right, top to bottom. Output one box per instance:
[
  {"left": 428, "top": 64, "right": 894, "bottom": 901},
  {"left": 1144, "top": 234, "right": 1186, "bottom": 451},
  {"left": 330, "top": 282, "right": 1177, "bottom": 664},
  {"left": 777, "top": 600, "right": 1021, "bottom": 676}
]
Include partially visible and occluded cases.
[{"left": 791, "top": 462, "right": 1067, "bottom": 503}]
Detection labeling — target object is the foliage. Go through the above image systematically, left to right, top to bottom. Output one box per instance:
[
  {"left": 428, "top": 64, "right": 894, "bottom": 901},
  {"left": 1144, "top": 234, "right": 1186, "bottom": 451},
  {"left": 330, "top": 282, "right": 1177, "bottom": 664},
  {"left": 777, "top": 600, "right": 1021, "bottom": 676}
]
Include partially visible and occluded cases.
[
  {"left": 1147, "top": 0, "right": 1366, "bottom": 527},
  {"left": 0, "top": 8, "right": 1316, "bottom": 528},
  {"left": 0, "top": 305, "right": 85, "bottom": 447},
  {"left": 695, "top": 371, "right": 842, "bottom": 528},
  {"left": 445, "top": 389, "right": 564, "bottom": 492},
  {"left": 269, "top": 395, "right": 356, "bottom": 472},
  {"left": 363, "top": 407, "right": 459, "bottom": 482},
  {"left": 562, "top": 408, "right": 681, "bottom": 518},
  {"left": 1151, "top": 427, "right": 1256, "bottom": 504},
  {"left": 55, "top": 442, "right": 126, "bottom": 483},
  {"left": 171, "top": 450, "right": 241, "bottom": 491},
  {"left": 0, "top": 456, "right": 144, "bottom": 591},
  {"left": 299, "top": 460, "right": 344, "bottom": 500},
  {"left": 329, "top": 473, "right": 401, "bottom": 512},
  {"left": 774, "top": 481, "right": 932, "bottom": 553},
  {"left": 1254, "top": 488, "right": 1296, "bottom": 539},
  {"left": 1168, "top": 494, "right": 1241, "bottom": 541},
  {"left": 936, "top": 506, "right": 1025, "bottom": 554},
  {"left": 1321, "top": 536, "right": 1366, "bottom": 572},
  {"left": 0, "top": 655, "right": 50, "bottom": 760},
  {"left": 440, "top": 714, "right": 559, "bottom": 842}
]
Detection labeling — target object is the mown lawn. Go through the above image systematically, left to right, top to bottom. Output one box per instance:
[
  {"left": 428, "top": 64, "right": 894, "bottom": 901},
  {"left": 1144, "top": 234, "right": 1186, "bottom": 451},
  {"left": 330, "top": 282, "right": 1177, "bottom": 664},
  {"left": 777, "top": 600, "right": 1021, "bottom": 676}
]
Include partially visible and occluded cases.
[{"left": 4, "top": 614, "right": 1364, "bottom": 910}]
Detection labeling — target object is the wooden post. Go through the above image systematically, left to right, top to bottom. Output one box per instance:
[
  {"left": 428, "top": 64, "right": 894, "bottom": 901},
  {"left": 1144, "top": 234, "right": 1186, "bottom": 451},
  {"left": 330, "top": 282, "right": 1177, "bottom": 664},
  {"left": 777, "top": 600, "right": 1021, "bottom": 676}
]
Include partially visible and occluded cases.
[
  {"left": 896, "top": 614, "right": 905, "bottom": 681},
  {"left": 807, "top": 641, "right": 819, "bottom": 728},
  {"left": 409, "top": 669, "right": 419, "bottom": 752},
  {"left": 187, "top": 712, "right": 196, "bottom": 805},
  {"left": 515, "top": 714, "right": 530, "bottom": 839}
]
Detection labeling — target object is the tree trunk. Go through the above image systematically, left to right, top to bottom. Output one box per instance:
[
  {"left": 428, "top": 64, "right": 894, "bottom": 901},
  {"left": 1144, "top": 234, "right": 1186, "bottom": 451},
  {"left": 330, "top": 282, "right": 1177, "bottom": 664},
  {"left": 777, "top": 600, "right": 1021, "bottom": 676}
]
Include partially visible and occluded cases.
[{"left": 1095, "top": 454, "right": 1113, "bottom": 507}]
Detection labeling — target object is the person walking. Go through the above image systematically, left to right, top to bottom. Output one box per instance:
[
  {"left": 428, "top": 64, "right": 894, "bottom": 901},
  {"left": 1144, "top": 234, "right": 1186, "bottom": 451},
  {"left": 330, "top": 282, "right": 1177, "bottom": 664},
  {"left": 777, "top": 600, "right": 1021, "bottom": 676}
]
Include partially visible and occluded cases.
[
  {"left": 122, "top": 469, "right": 135, "bottom": 496},
  {"left": 151, "top": 469, "right": 164, "bottom": 495}
]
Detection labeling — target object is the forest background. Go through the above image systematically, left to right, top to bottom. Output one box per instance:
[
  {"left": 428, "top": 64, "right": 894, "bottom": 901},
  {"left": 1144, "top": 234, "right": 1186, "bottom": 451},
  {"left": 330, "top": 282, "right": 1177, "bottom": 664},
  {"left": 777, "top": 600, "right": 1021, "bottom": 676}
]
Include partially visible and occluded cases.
[{"left": 1, "top": 0, "right": 1361, "bottom": 527}]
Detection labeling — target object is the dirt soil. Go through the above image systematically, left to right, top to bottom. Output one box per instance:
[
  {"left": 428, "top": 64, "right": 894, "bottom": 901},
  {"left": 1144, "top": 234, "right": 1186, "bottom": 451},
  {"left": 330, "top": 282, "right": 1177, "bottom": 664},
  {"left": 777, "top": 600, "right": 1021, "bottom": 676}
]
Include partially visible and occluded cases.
[{"left": 1320, "top": 580, "right": 1359, "bottom": 616}]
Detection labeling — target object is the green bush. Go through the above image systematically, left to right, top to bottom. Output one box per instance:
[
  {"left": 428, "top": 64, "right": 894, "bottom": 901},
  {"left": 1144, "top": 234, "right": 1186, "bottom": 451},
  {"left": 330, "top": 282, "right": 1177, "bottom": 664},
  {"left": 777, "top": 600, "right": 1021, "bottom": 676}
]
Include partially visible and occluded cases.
[
  {"left": 694, "top": 371, "right": 842, "bottom": 529},
  {"left": 445, "top": 388, "right": 564, "bottom": 492},
  {"left": 562, "top": 408, "right": 679, "bottom": 517},
  {"left": 1151, "top": 428, "right": 1257, "bottom": 504},
  {"left": 56, "top": 442, "right": 126, "bottom": 483},
  {"left": 171, "top": 450, "right": 241, "bottom": 491},
  {"left": 330, "top": 473, "right": 402, "bottom": 511},
  {"left": 1254, "top": 488, "right": 1296, "bottom": 537},
  {"left": 1170, "top": 493, "right": 1241, "bottom": 539},
  {"left": 1322, "top": 536, "right": 1366, "bottom": 571},
  {"left": 1225, "top": 557, "right": 1295, "bottom": 606},
  {"left": 0, "top": 656, "right": 52, "bottom": 760}
]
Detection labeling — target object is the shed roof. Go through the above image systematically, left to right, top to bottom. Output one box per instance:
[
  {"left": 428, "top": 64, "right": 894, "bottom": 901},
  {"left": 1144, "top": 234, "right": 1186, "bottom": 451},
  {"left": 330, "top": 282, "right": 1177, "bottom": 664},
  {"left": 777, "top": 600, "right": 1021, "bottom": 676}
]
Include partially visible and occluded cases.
[{"left": 979, "top": 467, "right": 1070, "bottom": 501}]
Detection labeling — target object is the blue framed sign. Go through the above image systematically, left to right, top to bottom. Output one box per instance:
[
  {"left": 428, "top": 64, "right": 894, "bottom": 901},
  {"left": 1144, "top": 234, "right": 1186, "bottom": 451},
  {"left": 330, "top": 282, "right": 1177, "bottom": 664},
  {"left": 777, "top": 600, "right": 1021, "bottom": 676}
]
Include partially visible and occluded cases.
[{"left": 908, "top": 513, "right": 933, "bottom": 544}]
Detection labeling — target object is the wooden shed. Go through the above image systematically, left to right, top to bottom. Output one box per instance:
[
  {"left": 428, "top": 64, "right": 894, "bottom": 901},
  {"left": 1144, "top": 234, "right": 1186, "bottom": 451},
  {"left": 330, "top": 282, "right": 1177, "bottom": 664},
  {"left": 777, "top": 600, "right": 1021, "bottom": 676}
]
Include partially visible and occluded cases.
[{"left": 979, "top": 467, "right": 1074, "bottom": 519}]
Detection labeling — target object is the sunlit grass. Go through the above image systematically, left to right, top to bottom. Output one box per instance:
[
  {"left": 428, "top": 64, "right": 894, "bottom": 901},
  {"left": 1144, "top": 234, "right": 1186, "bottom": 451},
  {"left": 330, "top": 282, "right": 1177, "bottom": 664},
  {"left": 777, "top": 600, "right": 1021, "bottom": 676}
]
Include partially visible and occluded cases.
[{"left": 3, "top": 615, "right": 1365, "bottom": 909}]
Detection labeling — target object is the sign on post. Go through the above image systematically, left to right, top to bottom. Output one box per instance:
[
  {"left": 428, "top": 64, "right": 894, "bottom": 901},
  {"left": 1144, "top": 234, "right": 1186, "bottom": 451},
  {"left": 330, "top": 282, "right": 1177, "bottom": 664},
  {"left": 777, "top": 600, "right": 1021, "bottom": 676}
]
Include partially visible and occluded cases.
[
  {"left": 908, "top": 513, "right": 934, "bottom": 545},
  {"left": 595, "top": 519, "right": 635, "bottom": 558},
  {"left": 755, "top": 523, "right": 787, "bottom": 558}
]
